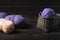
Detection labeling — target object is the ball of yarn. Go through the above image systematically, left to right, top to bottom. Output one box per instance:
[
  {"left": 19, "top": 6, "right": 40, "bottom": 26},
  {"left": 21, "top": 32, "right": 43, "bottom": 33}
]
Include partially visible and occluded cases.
[
  {"left": 41, "top": 8, "right": 56, "bottom": 19},
  {"left": 0, "top": 12, "right": 7, "bottom": 18},
  {"left": 5, "top": 15, "right": 24, "bottom": 25},
  {"left": 0, "top": 18, "right": 15, "bottom": 33}
]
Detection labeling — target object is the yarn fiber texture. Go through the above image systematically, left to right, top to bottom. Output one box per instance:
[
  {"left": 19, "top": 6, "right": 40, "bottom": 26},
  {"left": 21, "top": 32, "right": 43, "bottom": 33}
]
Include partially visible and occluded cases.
[
  {"left": 41, "top": 8, "right": 56, "bottom": 19},
  {"left": 5, "top": 15, "right": 24, "bottom": 25},
  {"left": 0, "top": 18, "right": 15, "bottom": 33}
]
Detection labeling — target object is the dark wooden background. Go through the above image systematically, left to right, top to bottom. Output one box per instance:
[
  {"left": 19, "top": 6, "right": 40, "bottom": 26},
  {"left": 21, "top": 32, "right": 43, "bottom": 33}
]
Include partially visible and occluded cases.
[{"left": 0, "top": 0, "right": 60, "bottom": 15}]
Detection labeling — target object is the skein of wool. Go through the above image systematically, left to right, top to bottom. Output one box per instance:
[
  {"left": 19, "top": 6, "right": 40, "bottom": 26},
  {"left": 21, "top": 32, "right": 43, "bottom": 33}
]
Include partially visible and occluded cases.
[
  {"left": 41, "top": 8, "right": 56, "bottom": 19},
  {"left": 0, "top": 12, "right": 7, "bottom": 18},
  {"left": 5, "top": 15, "right": 24, "bottom": 25},
  {"left": 5, "top": 15, "right": 25, "bottom": 29},
  {"left": 0, "top": 18, "right": 15, "bottom": 33}
]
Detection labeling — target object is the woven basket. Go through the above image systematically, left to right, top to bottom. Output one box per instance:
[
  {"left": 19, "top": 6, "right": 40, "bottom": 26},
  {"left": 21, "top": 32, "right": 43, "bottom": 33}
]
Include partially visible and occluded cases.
[{"left": 36, "top": 13, "right": 58, "bottom": 32}]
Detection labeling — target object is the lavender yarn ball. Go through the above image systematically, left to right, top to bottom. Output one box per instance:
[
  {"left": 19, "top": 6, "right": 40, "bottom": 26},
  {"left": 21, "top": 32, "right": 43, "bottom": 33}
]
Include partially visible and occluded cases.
[
  {"left": 41, "top": 8, "right": 56, "bottom": 19},
  {"left": 0, "top": 12, "right": 7, "bottom": 18},
  {"left": 5, "top": 15, "right": 24, "bottom": 25}
]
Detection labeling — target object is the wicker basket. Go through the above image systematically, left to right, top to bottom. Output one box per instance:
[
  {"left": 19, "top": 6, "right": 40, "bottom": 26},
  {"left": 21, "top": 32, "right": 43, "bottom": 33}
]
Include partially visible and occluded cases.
[{"left": 36, "top": 13, "right": 58, "bottom": 32}]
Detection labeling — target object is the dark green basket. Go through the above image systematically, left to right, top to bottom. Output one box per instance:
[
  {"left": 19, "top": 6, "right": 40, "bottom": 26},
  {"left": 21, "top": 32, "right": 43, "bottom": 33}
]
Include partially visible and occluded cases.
[{"left": 36, "top": 13, "right": 59, "bottom": 32}]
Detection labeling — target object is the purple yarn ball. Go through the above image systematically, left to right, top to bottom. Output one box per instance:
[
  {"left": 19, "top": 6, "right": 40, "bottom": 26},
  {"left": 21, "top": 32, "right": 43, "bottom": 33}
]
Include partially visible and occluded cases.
[
  {"left": 41, "top": 8, "right": 56, "bottom": 19},
  {"left": 0, "top": 12, "right": 7, "bottom": 18},
  {"left": 5, "top": 15, "right": 24, "bottom": 25}
]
